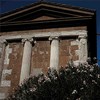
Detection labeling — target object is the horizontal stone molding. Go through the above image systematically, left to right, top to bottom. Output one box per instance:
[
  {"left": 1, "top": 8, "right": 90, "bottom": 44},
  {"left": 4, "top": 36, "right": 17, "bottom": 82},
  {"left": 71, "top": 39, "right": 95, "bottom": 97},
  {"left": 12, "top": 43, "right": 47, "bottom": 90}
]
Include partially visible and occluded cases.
[{"left": 0, "top": 30, "right": 87, "bottom": 41}]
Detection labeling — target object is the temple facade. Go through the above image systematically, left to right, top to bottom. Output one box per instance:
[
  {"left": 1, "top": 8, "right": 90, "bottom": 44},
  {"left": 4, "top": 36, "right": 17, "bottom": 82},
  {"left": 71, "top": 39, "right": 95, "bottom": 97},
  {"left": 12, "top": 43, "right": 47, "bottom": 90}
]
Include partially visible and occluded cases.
[{"left": 0, "top": 1, "right": 96, "bottom": 99}]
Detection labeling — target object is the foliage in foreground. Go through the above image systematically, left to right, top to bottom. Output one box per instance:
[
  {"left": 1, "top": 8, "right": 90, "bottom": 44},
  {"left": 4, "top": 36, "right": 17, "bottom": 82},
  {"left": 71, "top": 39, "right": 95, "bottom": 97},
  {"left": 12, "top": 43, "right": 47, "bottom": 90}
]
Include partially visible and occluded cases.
[{"left": 7, "top": 60, "right": 100, "bottom": 100}]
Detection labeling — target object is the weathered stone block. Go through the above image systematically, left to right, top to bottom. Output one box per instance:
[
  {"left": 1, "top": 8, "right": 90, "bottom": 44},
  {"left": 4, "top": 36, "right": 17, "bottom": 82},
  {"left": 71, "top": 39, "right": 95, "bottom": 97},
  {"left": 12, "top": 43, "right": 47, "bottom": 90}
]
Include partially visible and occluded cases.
[
  {"left": 4, "top": 45, "right": 12, "bottom": 65},
  {"left": 2, "top": 69, "right": 12, "bottom": 75},
  {"left": 1, "top": 80, "right": 11, "bottom": 87},
  {"left": 0, "top": 93, "right": 6, "bottom": 99}
]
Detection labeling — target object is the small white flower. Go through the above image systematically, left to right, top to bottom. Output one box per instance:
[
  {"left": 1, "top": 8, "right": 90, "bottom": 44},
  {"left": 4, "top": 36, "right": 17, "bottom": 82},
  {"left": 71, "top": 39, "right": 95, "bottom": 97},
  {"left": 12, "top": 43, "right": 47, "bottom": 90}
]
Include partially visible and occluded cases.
[
  {"left": 65, "top": 68, "right": 70, "bottom": 72},
  {"left": 90, "top": 68, "right": 94, "bottom": 72},
  {"left": 77, "top": 69, "right": 80, "bottom": 72},
  {"left": 81, "top": 70, "right": 84, "bottom": 72},
  {"left": 83, "top": 70, "right": 87, "bottom": 73},
  {"left": 89, "top": 74, "right": 93, "bottom": 77},
  {"left": 97, "top": 74, "right": 100, "bottom": 78},
  {"left": 38, "top": 77, "right": 43, "bottom": 83},
  {"left": 45, "top": 77, "right": 51, "bottom": 82},
  {"left": 54, "top": 77, "right": 57, "bottom": 80},
  {"left": 83, "top": 80, "right": 86, "bottom": 85},
  {"left": 92, "top": 80, "right": 97, "bottom": 84},
  {"left": 30, "top": 87, "right": 37, "bottom": 92},
  {"left": 80, "top": 87, "right": 84, "bottom": 90},
  {"left": 72, "top": 90, "right": 77, "bottom": 94},
  {"left": 76, "top": 98, "right": 81, "bottom": 100}
]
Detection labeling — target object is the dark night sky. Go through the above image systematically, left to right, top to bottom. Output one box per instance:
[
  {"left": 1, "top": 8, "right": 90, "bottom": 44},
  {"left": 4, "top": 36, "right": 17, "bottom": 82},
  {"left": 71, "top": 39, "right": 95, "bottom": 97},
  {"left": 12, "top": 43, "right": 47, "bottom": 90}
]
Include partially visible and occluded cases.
[{"left": 0, "top": 0, "right": 100, "bottom": 65}]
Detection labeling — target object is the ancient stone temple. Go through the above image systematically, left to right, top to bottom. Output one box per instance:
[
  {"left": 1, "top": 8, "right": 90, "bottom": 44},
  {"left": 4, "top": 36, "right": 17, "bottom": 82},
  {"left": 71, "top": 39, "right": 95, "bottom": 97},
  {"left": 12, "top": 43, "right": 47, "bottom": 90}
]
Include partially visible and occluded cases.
[{"left": 0, "top": 1, "right": 96, "bottom": 99}]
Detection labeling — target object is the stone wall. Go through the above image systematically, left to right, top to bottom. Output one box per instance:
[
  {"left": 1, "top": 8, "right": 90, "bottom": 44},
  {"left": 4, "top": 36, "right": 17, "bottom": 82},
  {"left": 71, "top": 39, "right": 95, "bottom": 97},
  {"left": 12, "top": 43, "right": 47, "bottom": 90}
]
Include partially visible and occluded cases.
[
  {"left": 0, "top": 26, "right": 87, "bottom": 99},
  {"left": 0, "top": 27, "right": 86, "bottom": 36},
  {"left": 31, "top": 39, "right": 50, "bottom": 75},
  {"left": 59, "top": 39, "right": 79, "bottom": 67},
  {"left": 0, "top": 43, "right": 23, "bottom": 99}
]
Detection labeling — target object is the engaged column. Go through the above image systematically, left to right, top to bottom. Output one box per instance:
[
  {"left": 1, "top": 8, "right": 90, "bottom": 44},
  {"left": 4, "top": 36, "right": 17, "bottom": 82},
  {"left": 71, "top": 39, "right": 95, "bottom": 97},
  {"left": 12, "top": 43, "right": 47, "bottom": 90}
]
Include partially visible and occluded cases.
[
  {"left": 49, "top": 36, "right": 59, "bottom": 70},
  {"left": 19, "top": 38, "right": 33, "bottom": 84}
]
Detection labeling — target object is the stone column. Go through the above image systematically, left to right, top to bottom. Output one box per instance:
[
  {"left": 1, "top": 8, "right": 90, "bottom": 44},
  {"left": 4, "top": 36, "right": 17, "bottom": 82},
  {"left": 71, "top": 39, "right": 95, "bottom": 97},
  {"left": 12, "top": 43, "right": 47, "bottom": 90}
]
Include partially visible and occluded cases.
[
  {"left": 79, "top": 35, "right": 88, "bottom": 62},
  {"left": 49, "top": 36, "right": 59, "bottom": 70},
  {"left": 19, "top": 38, "right": 33, "bottom": 84}
]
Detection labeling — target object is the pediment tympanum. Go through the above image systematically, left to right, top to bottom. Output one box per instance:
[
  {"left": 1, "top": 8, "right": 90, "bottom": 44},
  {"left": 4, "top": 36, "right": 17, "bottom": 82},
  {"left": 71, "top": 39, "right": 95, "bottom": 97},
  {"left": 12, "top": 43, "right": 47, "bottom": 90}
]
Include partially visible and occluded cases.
[
  {"left": 0, "top": 1, "right": 95, "bottom": 23},
  {"left": 0, "top": 1, "right": 96, "bottom": 33}
]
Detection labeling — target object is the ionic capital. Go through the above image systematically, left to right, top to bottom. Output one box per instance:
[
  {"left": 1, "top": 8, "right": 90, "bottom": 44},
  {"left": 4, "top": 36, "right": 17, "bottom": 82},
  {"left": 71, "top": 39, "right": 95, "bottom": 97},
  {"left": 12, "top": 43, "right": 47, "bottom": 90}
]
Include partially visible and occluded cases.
[
  {"left": 78, "top": 34, "right": 87, "bottom": 40},
  {"left": 49, "top": 36, "right": 59, "bottom": 41},
  {"left": 22, "top": 38, "right": 36, "bottom": 45},
  {"left": 0, "top": 39, "right": 8, "bottom": 45}
]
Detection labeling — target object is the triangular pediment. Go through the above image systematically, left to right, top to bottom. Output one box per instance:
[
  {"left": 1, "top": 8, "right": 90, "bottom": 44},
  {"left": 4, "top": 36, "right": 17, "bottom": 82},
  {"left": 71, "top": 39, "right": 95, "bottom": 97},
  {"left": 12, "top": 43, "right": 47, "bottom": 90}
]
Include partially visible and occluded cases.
[
  {"left": 0, "top": 1, "right": 95, "bottom": 23},
  {"left": 31, "top": 16, "right": 56, "bottom": 21}
]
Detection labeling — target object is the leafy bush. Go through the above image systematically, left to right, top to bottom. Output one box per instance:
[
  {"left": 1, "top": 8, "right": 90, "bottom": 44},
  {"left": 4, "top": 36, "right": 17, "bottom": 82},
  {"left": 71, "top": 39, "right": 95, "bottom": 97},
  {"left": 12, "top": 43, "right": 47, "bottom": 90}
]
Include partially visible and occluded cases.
[{"left": 7, "top": 59, "right": 100, "bottom": 100}]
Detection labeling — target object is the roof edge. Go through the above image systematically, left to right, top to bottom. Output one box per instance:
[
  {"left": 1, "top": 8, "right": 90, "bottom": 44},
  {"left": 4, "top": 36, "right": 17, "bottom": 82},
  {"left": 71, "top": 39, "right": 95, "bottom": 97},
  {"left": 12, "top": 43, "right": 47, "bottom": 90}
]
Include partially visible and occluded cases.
[{"left": 0, "top": 0, "right": 96, "bottom": 18}]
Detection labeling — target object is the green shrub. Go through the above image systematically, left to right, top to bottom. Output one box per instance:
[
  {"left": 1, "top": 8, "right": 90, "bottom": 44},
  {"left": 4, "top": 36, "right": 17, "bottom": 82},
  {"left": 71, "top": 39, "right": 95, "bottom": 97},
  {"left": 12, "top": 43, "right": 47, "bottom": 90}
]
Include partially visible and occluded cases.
[{"left": 7, "top": 59, "right": 100, "bottom": 100}]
